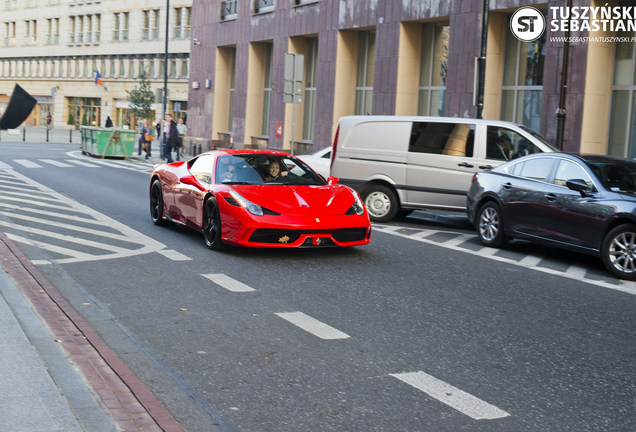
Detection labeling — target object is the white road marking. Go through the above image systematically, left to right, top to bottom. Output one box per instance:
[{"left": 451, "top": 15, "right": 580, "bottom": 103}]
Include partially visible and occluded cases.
[
  {"left": 13, "top": 159, "right": 42, "bottom": 168},
  {"left": 41, "top": 159, "right": 73, "bottom": 167},
  {"left": 66, "top": 159, "right": 101, "bottom": 167},
  {"left": 0, "top": 161, "right": 13, "bottom": 169},
  {"left": 0, "top": 168, "right": 169, "bottom": 264},
  {"left": 373, "top": 225, "right": 636, "bottom": 296},
  {"left": 442, "top": 235, "right": 470, "bottom": 248},
  {"left": 157, "top": 249, "right": 191, "bottom": 261},
  {"left": 31, "top": 260, "right": 51, "bottom": 265},
  {"left": 565, "top": 264, "right": 588, "bottom": 278},
  {"left": 202, "top": 273, "right": 255, "bottom": 292},
  {"left": 275, "top": 312, "right": 350, "bottom": 339},
  {"left": 390, "top": 371, "right": 510, "bottom": 420}
]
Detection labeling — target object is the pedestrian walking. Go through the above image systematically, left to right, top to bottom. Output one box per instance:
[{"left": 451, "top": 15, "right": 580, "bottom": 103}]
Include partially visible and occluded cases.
[
  {"left": 162, "top": 114, "right": 179, "bottom": 163},
  {"left": 105, "top": 116, "right": 113, "bottom": 127},
  {"left": 176, "top": 118, "right": 187, "bottom": 157},
  {"left": 139, "top": 119, "right": 153, "bottom": 159}
]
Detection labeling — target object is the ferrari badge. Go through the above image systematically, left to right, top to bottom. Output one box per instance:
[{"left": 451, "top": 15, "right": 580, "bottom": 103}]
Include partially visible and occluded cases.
[
  {"left": 316, "top": 218, "right": 320, "bottom": 222},
  {"left": 279, "top": 235, "right": 290, "bottom": 243}
]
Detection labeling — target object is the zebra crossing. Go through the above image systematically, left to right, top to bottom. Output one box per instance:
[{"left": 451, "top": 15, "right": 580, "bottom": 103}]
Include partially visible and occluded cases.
[
  {"left": 5, "top": 154, "right": 154, "bottom": 174},
  {"left": 0, "top": 164, "right": 185, "bottom": 265},
  {"left": 372, "top": 224, "right": 636, "bottom": 295}
]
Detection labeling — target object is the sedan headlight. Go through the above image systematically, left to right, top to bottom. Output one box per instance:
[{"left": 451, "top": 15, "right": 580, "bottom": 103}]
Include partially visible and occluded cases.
[
  {"left": 349, "top": 189, "right": 365, "bottom": 216},
  {"left": 229, "top": 191, "right": 264, "bottom": 216}
]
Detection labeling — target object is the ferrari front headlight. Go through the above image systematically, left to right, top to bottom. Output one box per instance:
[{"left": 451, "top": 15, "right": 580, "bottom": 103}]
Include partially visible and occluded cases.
[
  {"left": 349, "top": 189, "right": 365, "bottom": 216},
  {"left": 229, "top": 191, "right": 264, "bottom": 216}
]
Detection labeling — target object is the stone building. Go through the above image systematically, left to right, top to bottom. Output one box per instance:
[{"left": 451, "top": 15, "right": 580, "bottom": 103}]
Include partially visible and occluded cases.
[
  {"left": 0, "top": 0, "right": 192, "bottom": 129},
  {"left": 186, "top": 0, "right": 636, "bottom": 159}
]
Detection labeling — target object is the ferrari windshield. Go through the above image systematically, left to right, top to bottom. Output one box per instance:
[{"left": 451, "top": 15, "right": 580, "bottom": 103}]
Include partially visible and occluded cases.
[{"left": 216, "top": 154, "right": 326, "bottom": 186}]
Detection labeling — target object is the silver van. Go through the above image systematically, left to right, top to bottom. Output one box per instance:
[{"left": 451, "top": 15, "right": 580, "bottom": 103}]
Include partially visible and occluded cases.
[{"left": 330, "top": 116, "right": 558, "bottom": 222}]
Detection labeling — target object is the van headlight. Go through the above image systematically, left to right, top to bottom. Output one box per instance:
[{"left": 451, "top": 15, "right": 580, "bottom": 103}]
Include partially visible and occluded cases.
[
  {"left": 349, "top": 189, "right": 365, "bottom": 216},
  {"left": 229, "top": 191, "right": 263, "bottom": 216}
]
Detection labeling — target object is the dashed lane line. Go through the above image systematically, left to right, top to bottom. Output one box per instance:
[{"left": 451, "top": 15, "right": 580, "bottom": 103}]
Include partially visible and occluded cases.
[
  {"left": 66, "top": 159, "right": 101, "bottom": 168},
  {"left": 373, "top": 225, "right": 636, "bottom": 296},
  {"left": 156, "top": 249, "right": 192, "bottom": 261},
  {"left": 202, "top": 273, "right": 255, "bottom": 292},
  {"left": 275, "top": 312, "right": 350, "bottom": 340},
  {"left": 391, "top": 371, "right": 510, "bottom": 420}
]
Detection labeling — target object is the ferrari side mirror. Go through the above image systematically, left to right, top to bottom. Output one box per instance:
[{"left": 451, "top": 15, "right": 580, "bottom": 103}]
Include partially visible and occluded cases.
[{"left": 327, "top": 176, "right": 339, "bottom": 185}]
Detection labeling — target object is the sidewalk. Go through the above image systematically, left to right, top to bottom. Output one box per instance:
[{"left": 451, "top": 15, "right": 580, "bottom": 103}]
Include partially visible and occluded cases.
[{"left": 0, "top": 229, "right": 184, "bottom": 432}]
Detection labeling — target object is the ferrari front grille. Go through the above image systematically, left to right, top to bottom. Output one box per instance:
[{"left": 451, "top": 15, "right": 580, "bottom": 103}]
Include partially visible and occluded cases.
[{"left": 248, "top": 228, "right": 367, "bottom": 244}]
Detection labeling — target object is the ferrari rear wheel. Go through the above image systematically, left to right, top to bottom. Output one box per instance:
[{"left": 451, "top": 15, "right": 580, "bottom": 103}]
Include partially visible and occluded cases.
[
  {"left": 150, "top": 179, "right": 165, "bottom": 226},
  {"left": 203, "top": 197, "right": 225, "bottom": 250}
]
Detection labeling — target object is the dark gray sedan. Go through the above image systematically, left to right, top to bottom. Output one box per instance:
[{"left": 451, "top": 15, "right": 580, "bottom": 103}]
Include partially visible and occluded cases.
[{"left": 467, "top": 153, "right": 636, "bottom": 280}]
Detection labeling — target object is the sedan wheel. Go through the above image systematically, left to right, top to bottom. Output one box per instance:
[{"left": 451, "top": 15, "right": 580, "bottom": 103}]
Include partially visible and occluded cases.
[
  {"left": 150, "top": 180, "right": 165, "bottom": 226},
  {"left": 362, "top": 185, "right": 398, "bottom": 223},
  {"left": 203, "top": 197, "right": 225, "bottom": 250},
  {"left": 477, "top": 202, "right": 508, "bottom": 248},
  {"left": 602, "top": 224, "right": 636, "bottom": 281}
]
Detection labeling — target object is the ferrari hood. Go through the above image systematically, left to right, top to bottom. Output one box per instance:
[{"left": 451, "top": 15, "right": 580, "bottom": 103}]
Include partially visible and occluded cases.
[{"left": 233, "top": 185, "right": 355, "bottom": 216}]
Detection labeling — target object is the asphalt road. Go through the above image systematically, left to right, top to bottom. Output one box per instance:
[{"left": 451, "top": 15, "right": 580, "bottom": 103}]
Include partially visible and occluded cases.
[{"left": 1, "top": 142, "right": 636, "bottom": 431}]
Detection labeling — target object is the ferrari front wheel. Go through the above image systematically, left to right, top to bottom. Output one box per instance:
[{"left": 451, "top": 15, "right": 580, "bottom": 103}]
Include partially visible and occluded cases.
[
  {"left": 150, "top": 179, "right": 165, "bottom": 226},
  {"left": 203, "top": 197, "right": 225, "bottom": 250}
]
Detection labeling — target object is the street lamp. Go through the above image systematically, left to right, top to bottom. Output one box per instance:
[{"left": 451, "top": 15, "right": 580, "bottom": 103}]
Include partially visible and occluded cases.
[{"left": 160, "top": 0, "right": 170, "bottom": 160}]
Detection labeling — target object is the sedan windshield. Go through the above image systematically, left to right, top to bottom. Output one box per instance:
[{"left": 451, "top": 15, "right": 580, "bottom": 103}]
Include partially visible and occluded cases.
[
  {"left": 216, "top": 154, "right": 326, "bottom": 186},
  {"left": 587, "top": 160, "right": 636, "bottom": 193}
]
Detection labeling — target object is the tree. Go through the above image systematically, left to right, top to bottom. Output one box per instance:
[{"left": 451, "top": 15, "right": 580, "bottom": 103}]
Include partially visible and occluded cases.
[
  {"left": 126, "top": 69, "right": 155, "bottom": 121},
  {"left": 67, "top": 112, "right": 75, "bottom": 126},
  {"left": 81, "top": 112, "right": 88, "bottom": 126}
]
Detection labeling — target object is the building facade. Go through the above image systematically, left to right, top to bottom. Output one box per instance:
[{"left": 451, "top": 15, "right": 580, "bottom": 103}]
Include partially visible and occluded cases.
[
  {"left": 0, "top": 0, "right": 192, "bottom": 129},
  {"left": 187, "top": 0, "right": 636, "bottom": 159}
]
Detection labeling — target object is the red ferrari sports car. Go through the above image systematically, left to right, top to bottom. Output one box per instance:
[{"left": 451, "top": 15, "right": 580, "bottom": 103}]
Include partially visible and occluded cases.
[{"left": 149, "top": 149, "right": 371, "bottom": 249}]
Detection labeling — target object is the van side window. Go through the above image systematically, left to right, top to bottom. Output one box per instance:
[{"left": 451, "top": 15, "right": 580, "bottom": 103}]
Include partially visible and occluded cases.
[
  {"left": 409, "top": 122, "right": 475, "bottom": 157},
  {"left": 486, "top": 126, "right": 543, "bottom": 161}
]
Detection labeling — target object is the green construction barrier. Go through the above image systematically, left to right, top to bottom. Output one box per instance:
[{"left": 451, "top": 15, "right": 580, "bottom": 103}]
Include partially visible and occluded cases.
[{"left": 80, "top": 126, "right": 137, "bottom": 159}]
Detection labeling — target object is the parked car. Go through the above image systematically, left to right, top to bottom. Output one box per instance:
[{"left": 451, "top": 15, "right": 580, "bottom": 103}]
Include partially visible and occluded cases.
[
  {"left": 330, "top": 115, "right": 558, "bottom": 222},
  {"left": 297, "top": 147, "right": 332, "bottom": 179},
  {"left": 149, "top": 149, "right": 371, "bottom": 249},
  {"left": 467, "top": 152, "right": 636, "bottom": 280}
]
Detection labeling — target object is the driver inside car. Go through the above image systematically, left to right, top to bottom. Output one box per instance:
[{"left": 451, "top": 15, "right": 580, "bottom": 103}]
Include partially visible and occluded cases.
[{"left": 263, "top": 160, "right": 288, "bottom": 182}]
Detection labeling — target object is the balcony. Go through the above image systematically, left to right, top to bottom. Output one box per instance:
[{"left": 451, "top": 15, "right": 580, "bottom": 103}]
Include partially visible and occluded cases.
[
  {"left": 220, "top": 0, "right": 237, "bottom": 20},
  {"left": 172, "top": 26, "right": 181, "bottom": 39},
  {"left": 152, "top": 27, "right": 160, "bottom": 40},
  {"left": 142, "top": 28, "right": 149, "bottom": 40}
]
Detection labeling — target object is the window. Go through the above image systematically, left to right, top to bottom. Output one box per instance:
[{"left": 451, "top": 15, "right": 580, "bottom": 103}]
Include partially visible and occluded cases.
[
  {"left": 221, "top": 0, "right": 237, "bottom": 20},
  {"left": 254, "top": 0, "right": 274, "bottom": 13},
  {"left": 174, "top": 8, "right": 182, "bottom": 39},
  {"left": 185, "top": 8, "right": 191, "bottom": 37},
  {"left": 152, "top": 10, "right": 160, "bottom": 39},
  {"left": 501, "top": 10, "right": 546, "bottom": 133},
  {"left": 143, "top": 11, "right": 150, "bottom": 40},
  {"left": 113, "top": 12, "right": 128, "bottom": 41},
  {"left": 123, "top": 12, "right": 129, "bottom": 41},
  {"left": 94, "top": 14, "right": 100, "bottom": 42},
  {"left": 85, "top": 15, "right": 92, "bottom": 43},
  {"left": 77, "top": 16, "right": 83, "bottom": 43},
  {"left": 70, "top": 17, "right": 76, "bottom": 43},
  {"left": 46, "top": 18, "right": 59, "bottom": 44},
  {"left": 26, "top": 20, "right": 37, "bottom": 45},
  {"left": 4, "top": 22, "right": 16, "bottom": 47},
  {"left": 418, "top": 23, "right": 449, "bottom": 116},
  {"left": 609, "top": 30, "right": 636, "bottom": 159},
  {"left": 354, "top": 31, "right": 375, "bottom": 115},
  {"left": 302, "top": 37, "right": 318, "bottom": 141},
  {"left": 262, "top": 43, "right": 273, "bottom": 136},
  {"left": 228, "top": 48, "right": 236, "bottom": 131},
  {"left": 180, "top": 58, "right": 187, "bottom": 77},
  {"left": 119, "top": 59, "right": 125, "bottom": 76},
  {"left": 149, "top": 59, "right": 155, "bottom": 77},
  {"left": 170, "top": 59, "right": 177, "bottom": 77},
  {"left": 110, "top": 60, "right": 115, "bottom": 76},
  {"left": 409, "top": 122, "right": 475, "bottom": 157},
  {"left": 486, "top": 126, "right": 543, "bottom": 161},
  {"left": 191, "top": 155, "right": 215, "bottom": 184},
  {"left": 519, "top": 158, "right": 553, "bottom": 182},
  {"left": 553, "top": 160, "right": 594, "bottom": 189}
]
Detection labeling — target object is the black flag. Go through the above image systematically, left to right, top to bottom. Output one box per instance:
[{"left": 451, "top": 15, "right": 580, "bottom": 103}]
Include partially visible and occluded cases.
[{"left": 0, "top": 84, "right": 37, "bottom": 130}]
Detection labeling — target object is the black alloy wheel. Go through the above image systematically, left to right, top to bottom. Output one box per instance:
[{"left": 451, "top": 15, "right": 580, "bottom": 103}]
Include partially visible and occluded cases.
[
  {"left": 150, "top": 179, "right": 165, "bottom": 226},
  {"left": 362, "top": 184, "right": 399, "bottom": 223},
  {"left": 203, "top": 197, "right": 225, "bottom": 250},
  {"left": 476, "top": 201, "right": 508, "bottom": 248},
  {"left": 602, "top": 224, "right": 636, "bottom": 281}
]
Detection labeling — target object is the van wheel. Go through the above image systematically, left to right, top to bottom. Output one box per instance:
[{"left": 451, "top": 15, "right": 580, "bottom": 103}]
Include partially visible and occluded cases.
[{"left": 362, "top": 185, "right": 398, "bottom": 223}]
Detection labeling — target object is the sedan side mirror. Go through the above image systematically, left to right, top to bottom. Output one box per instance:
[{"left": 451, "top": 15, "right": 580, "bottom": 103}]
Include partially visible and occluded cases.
[
  {"left": 327, "top": 176, "right": 339, "bottom": 185},
  {"left": 566, "top": 179, "right": 591, "bottom": 197}
]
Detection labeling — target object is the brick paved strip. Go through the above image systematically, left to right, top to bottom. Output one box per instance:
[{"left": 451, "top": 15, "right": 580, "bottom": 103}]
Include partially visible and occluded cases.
[{"left": 0, "top": 229, "right": 185, "bottom": 432}]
